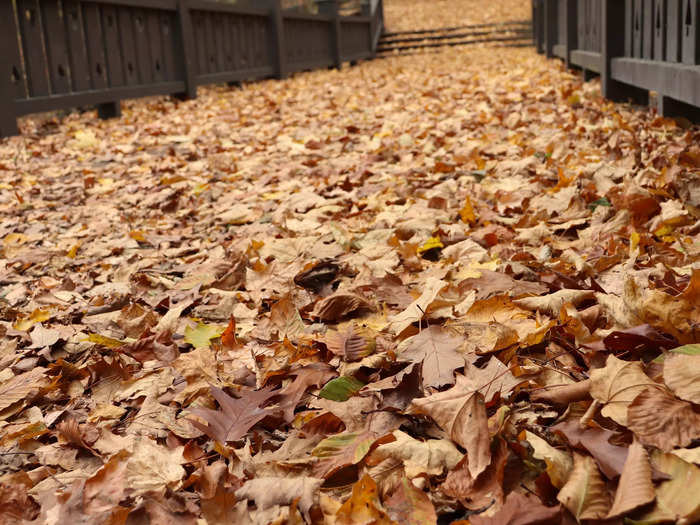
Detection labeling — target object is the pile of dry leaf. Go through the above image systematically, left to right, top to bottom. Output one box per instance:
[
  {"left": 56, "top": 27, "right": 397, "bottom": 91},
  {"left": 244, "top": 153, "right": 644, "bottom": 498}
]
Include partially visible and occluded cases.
[{"left": 1, "top": 6, "right": 699, "bottom": 523}]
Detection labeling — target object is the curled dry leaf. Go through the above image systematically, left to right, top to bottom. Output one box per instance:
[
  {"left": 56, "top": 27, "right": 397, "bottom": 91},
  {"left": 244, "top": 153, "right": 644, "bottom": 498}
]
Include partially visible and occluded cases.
[
  {"left": 313, "top": 292, "right": 374, "bottom": 322},
  {"left": 589, "top": 354, "right": 656, "bottom": 426},
  {"left": 530, "top": 379, "right": 592, "bottom": 406},
  {"left": 411, "top": 382, "right": 490, "bottom": 479},
  {"left": 626, "top": 387, "right": 700, "bottom": 451},
  {"left": 367, "top": 430, "right": 463, "bottom": 478},
  {"left": 335, "top": 474, "right": 395, "bottom": 525},
  {"left": 235, "top": 477, "right": 323, "bottom": 521}
]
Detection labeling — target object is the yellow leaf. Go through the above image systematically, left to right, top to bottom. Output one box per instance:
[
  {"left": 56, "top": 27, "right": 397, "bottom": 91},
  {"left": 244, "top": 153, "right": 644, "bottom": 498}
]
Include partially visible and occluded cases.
[
  {"left": 459, "top": 196, "right": 477, "bottom": 224},
  {"left": 654, "top": 224, "right": 673, "bottom": 238},
  {"left": 129, "top": 230, "right": 146, "bottom": 242},
  {"left": 417, "top": 237, "right": 444, "bottom": 255},
  {"left": 67, "top": 242, "right": 81, "bottom": 259},
  {"left": 13, "top": 309, "right": 52, "bottom": 331},
  {"left": 84, "top": 333, "right": 124, "bottom": 348}
]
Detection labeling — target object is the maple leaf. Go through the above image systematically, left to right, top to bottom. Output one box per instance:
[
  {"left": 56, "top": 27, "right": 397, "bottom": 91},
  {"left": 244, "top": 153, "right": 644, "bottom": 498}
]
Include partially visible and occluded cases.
[
  {"left": 397, "top": 325, "right": 465, "bottom": 388},
  {"left": 188, "top": 386, "right": 276, "bottom": 443}
]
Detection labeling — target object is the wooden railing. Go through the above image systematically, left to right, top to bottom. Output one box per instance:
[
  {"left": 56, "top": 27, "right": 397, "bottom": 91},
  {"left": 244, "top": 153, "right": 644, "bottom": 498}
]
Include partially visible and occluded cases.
[
  {"left": 0, "top": 0, "right": 384, "bottom": 137},
  {"left": 533, "top": 0, "right": 700, "bottom": 120}
]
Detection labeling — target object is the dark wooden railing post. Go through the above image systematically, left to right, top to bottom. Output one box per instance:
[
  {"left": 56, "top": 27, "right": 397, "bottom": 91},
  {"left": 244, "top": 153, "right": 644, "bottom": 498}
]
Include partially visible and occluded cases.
[
  {"left": 177, "top": 0, "right": 197, "bottom": 99},
  {"left": 269, "top": 0, "right": 287, "bottom": 79},
  {"left": 319, "top": 0, "right": 342, "bottom": 69},
  {"left": 544, "top": 0, "right": 557, "bottom": 58},
  {"left": 565, "top": 0, "right": 577, "bottom": 67},
  {"left": 602, "top": 0, "right": 649, "bottom": 104},
  {"left": 0, "top": 2, "right": 21, "bottom": 137}
]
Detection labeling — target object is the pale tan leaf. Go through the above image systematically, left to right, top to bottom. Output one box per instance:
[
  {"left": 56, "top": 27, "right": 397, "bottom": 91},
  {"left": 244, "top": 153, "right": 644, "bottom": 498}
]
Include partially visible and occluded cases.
[
  {"left": 397, "top": 325, "right": 465, "bottom": 388},
  {"left": 663, "top": 353, "right": 700, "bottom": 404},
  {"left": 589, "top": 354, "right": 656, "bottom": 426},
  {"left": 0, "top": 368, "right": 49, "bottom": 413},
  {"left": 607, "top": 440, "right": 655, "bottom": 518},
  {"left": 557, "top": 454, "right": 611, "bottom": 520}
]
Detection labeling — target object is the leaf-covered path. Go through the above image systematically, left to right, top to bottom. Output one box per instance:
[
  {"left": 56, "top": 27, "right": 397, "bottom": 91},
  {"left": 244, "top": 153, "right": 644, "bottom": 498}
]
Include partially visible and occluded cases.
[{"left": 1, "top": 1, "right": 699, "bottom": 523}]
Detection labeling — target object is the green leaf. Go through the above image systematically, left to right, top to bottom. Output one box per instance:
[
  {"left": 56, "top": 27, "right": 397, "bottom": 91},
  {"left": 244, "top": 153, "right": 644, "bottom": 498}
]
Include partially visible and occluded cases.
[
  {"left": 589, "top": 197, "right": 612, "bottom": 211},
  {"left": 184, "top": 322, "right": 224, "bottom": 349},
  {"left": 653, "top": 344, "right": 700, "bottom": 363},
  {"left": 319, "top": 376, "right": 365, "bottom": 401}
]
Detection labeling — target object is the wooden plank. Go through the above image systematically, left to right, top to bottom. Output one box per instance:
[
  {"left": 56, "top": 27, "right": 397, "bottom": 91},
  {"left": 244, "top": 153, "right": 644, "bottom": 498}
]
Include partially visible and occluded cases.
[
  {"left": 17, "top": 0, "right": 50, "bottom": 97},
  {"left": 176, "top": 0, "right": 197, "bottom": 98},
  {"left": 544, "top": 0, "right": 557, "bottom": 57},
  {"left": 602, "top": 0, "right": 649, "bottom": 104},
  {"left": 633, "top": 0, "right": 643, "bottom": 56},
  {"left": 643, "top": 0, "right": 654, "bottom": 58},
  {"left": 654, "top": 0, "right": 667, "bottom": 60},
  {"left": 667, "top": 0, "right": 683, "bottom": 61},
  {"left": 682, "top": 0, "right": 699, "bottom": 63},
  {"left": 0, "top": 1, "right": 22, "bottom": 136},
  {"left": 41, "top": 1, "right": 72, "bottom": 94},
  {"left": 63, "top": 1, "right": 92, "bottom": 92},
  {"left": 82, "top": 4, "right": 108, "bottom": 89},
  {"left": 101, "top": 5, "right": 126, "bottom": 86},
  {"left": 117, "top": 7, "right": 140, "bottom": 84},
  {"left": 132, "top": 9, "right": 154, "bottom": 84},
  {"left": 146, "top": 11, "right": 166, "bottom": 81},
  {"left": 160, "top": 12, "right": 179, "bottom": 80},
  {"left": 570, "top": 49, "right": 602, "bottom": 71},
  {"left": 611, "top": 56, "right": 700, "bottom": 105},
  {"left": 15, "top": 80, "right": 184, "bottom": 115}
]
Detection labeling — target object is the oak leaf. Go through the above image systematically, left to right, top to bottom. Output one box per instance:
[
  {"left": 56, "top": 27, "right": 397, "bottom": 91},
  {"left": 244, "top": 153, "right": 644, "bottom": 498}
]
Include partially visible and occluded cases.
[{"left": 188, "top": 386, "right": 276, "bottom": 443}]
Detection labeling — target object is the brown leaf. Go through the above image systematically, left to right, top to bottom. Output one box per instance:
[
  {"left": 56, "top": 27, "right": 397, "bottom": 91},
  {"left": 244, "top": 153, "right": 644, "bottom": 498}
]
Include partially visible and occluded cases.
[
  {"left": 459, "top": 270, "right": 547, "bottom": 301},
  {"left": 313, "top": 292, "right": 374, "bottom": 322},
  {"left": 325, "top": 323, "right": 375, "bottom": 362},
  {"left": 397, "top": 325, "right": 465, "bottom": 388},
  {"left": 118, "top": 330, "right": 179, "bottom": 363},
  {"left": 589, "top": 354, "right": 656, "bottom": 426},
  {"left": 274, "top": 363, "right": 336, "bottom": 422},
  {"left": 0, "top": 367, "right": 49, "bottom": 412},
  {"left": 530, "top": 379, "right": 591, "bottom": 406},
  {"left": 411, "top": 381, "right": 490, "bottom": 478},
  {"left": 188, "top": 386, "right": 276, "bottom": 443},
  {"left": 627, "top": 387, "right": 700, "bottom": 451},
  {"left": 552, "top": 420, "right": 628, "bottom": 479},
  {"left": 441, "top": 437, "right": 508, "bottom": 510},
  {"left": 607, "top": 440, "right": 655, "bottom": 518},
  {"left": 557, "top": 453, "right": 611, "bottom": 520},
  {"left": 335, "top": 474, "right": 395, "bottom": 525},
  {"left": 385, "top": 477, "right": 437, "bottom": 525},
  {"left": 469, "top": 491, "right": 561, "bottom": 525}
]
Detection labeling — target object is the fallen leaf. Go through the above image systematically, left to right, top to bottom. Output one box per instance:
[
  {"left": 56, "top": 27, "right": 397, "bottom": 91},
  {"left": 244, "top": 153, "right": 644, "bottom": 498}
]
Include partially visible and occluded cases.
[
  {"left": 397, "top": 325, "right": 465, "bottom": 388},
  {"left": 663, "top": 353, "right": 700, "bottom": 404},
  {"left": 589, "top": 354, "right": 656, "bottom": 426},
  {"left": 319, "top": 376, "right": 365, "bottom": 401},
  {"left": 188, "top": 386, "right": 276, "bottom": 443},
  {"left": 626, "top": 387, "right": 700, "bottom": 451},
  {"left": 607, "top": 440, "right": 655, "bottom": 518},
  {"left": 557, "top": 453, "right": 611, "bottom": 520},
  {"left": 336, "top": 474, "right": 395, "bottom": 525},
  {"left": 235, "top": 477, "right": 323, "bottom": 520},
  {"left": 385, "top": 477, "right": 437, "bottom": 525},
  {"left": 469, "top": 491, "right": 561, "bottom": 525}
]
